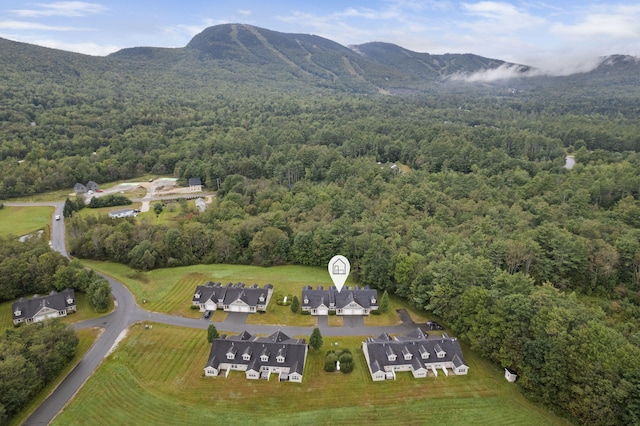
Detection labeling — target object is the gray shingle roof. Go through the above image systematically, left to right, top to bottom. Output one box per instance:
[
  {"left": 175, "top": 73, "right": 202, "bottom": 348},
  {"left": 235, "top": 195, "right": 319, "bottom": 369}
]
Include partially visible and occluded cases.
[
  {"left": 302, "top": 285, "right": 378, "bottom": 311},
  {"left": 12, "top": 289, "right": 76, "bottom": 323},
  {"left": 364, "top": 328, "right": 468, "bottom": 374},
  {"left": 205, "top": 330, "right": 307, "bottom": 376}
]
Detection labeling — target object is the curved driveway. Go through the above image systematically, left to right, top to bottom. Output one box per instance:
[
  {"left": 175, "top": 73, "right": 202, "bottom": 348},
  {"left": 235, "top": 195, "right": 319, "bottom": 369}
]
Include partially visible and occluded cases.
[{"left": 7, "top": 202, "right": 419, "bottom": 425}]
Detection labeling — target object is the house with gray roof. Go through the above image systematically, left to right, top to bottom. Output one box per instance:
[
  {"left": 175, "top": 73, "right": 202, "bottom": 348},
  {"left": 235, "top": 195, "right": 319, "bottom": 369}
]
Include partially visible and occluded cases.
[
  {"left": 188, "top": 177, "right": 203, "bottom": 192},
  {"left": 73, "top": 183, "right": 87, "bottom": 193},
  {"left": 192, "top": 282, "right": 273, "bottom": 313},
  {"left": 301, "top": 285, "right": 378, "bottom": 316},
  {"left": 12, "top": 289, "right": 77, "bottom": 325},
  {"left": 362, "top": 328, "right": 469, "bottom": 381},
  {"left": 204, "top": 330, "right": 307, "bottom": 382}
]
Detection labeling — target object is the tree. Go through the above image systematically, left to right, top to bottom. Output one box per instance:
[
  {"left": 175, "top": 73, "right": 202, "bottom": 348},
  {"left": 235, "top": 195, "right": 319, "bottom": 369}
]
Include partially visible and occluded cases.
[
  {"left": 153, "top": 202, "right": 164, "bottom": 216},
  {"left": 87, "top": 278, "right": 111, "bottom": 312},
  {"left": 379, "top": 290, "right": 390, "bottom": 313},
  {"left": 290, "top": 295, "right": 300, "bottom": 313},
  {"left": 207, "top": 324, "right": 219, "bottom": 343},
  {"left": 309, "top": 327, "right": 323, "bottom": 352}
]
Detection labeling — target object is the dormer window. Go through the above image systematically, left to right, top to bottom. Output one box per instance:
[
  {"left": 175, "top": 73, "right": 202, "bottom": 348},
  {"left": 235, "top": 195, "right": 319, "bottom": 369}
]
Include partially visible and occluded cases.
[
  {"left": 194, "top": 292, "right": 201, "bottom": 299},
  {"left": 259, "top": 295, "right": 265, "bottom": 302},
  {"left": 67, "top": 297, "right": 74, "bottom": 304},
  {"left": 303, "top": 297, "right": 309, "bottom": 304},
  {"left": 371, "top": 297, "right": 376, "bottom": 303},
  {"left": 14, "top": 309, "right": 21, "bottom": 317},
  {"left": 226, "top": 344, "right": 237, "bottom": 360},
  {"left": 434, "top": 344, "right": 446, "bottom": 358},
  {"left": 386, "top": 346, "right": 396, "bottom": 362},
  {"left": 402, "top": 346, "right": 412, "bottom": 360},
  {"left": 419, "top": 346, "right": 429, "bottom": 359},
  {"left": 261, "top": 347, "right": 270, "bottom": 362},
  {"left": 277, "top": 348, "right": 286, "bottom": 363},
  {"left": 243, "top": 353, "right": 251, "bottom": 361},
  {"left": 277, "top": 355, "right": 285, "bottom": 363}
]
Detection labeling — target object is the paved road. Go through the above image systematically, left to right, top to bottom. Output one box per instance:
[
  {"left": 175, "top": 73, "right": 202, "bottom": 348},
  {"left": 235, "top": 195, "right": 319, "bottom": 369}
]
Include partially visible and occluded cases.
[{"left": 7, "top": 202, "right": 421, "bottom": 425}]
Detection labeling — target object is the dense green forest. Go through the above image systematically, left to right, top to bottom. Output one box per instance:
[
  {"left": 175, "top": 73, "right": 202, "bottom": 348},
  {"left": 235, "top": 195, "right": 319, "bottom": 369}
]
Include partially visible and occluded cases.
[
  {"left": 2, "top": 27, "right": 640, "bottom": 425},
  {"left": 0, "top": 319, "right": 78, "bottom": 423}
]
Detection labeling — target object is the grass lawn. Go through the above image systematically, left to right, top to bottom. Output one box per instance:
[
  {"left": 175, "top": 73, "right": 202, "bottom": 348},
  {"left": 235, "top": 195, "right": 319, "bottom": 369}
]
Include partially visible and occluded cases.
[
  {"left": 0, "top": 205, "right": 53, "bottom": 237},
  {"left": 78, "top": 261, "right": 435, "bottom": 327},
  {"left": 53, "top": 323, "right": 570, "bottom": 426},
  {"left": 9, "top": 327, "right": 102, "bottom": 426}
]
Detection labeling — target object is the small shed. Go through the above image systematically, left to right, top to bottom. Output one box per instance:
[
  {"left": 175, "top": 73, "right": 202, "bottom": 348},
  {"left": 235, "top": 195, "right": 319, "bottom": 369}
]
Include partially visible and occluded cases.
[{"left": 505, "top": 368, "right": 518, "bottom": 383}]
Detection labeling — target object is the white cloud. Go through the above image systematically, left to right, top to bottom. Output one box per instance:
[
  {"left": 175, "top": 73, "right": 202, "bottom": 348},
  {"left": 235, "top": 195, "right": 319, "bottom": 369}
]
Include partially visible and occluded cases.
[
  {"left": 11, "top": 1, "right": 107, "bottom": 18},
  {"left": 461, "top": 1, "right": 546, "bottom": 32},
  {"left": 551, "top": 5, "right": 640, "bottom": 39},
  {"left": 238, "top": 10, "right": 252, "bottom": 17},
  {"left": 0, "top": 19, "right": 78, "bottom": 31},
  {"left": 38, "top": 39, "right": 120, "bottom": 55},
  {"left": 448, "top": 63, "right": 541, "bottom": 82}
]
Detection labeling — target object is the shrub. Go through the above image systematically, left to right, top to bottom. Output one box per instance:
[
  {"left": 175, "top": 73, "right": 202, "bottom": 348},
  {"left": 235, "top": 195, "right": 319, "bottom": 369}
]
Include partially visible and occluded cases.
[{"left": 324, "top": 353, "right": 338, "bottom": 372}]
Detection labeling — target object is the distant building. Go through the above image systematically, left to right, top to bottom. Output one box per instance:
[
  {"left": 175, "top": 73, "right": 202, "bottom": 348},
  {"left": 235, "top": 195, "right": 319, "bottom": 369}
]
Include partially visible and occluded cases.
[
  {"left": 188, "top": 177, "right": 203, "bottom": 192},
  {"left": 86, "top": 181, "right": 99, "bottom": 191},
  {"left": 74, "top": 183, "right": 87, "bottom": 193},
  {"left": 195, "top": 198, "right": 206, "bottom": 212},
  {"left": 108, "top": 209, "right": 137, "bottom": 218},
  {"left": 12, "top": 289, "right": 77, "bottom": 325},
  {"left": 204, "top": 330, "right": 307, "bottom": 382}
]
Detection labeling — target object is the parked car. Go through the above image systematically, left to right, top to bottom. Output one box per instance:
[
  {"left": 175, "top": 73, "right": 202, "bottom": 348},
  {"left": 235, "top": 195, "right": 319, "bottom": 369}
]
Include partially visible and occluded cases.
[
  {"left": 55, "top": 215, "right": 61, "bottom": 221},
  {"left": 203, "top": 310, "right": 212, "bottom": 319},
  {"left": 427, "top": 321, "right": 443, "bottom": 330}
]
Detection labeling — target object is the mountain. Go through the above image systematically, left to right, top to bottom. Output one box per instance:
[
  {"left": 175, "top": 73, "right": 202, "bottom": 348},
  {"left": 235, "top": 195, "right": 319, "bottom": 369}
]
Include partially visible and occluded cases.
[
  {"left": 1, "top": 23, "right": 638, "bottom": 97},
  {"left": 109, "top": 23, "right": 530, "bottom": 94}
]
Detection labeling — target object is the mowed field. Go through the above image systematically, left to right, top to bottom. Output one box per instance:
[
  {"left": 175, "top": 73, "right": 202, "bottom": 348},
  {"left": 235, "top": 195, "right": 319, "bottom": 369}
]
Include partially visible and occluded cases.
[
  {"left": 0, "top": 205, "right": 53, "bottom": 236},
  {"left": 52, "top": 323, "right": 570, "bottom": 426}
]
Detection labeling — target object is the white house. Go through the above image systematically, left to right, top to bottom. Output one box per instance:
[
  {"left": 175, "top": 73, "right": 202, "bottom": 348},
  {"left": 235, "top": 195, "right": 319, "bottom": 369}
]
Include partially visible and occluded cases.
[
  {"left": 188, "top": 177, "right": 203, "bottom": 192},
  {"left": 192, "top": 282, "right": 273, "bottom": 313},
  {"left": 301, "top": 285, "right": 378, "bottom": 316},
  {"left": 12, "top": 289, "right": 77, "bottom": 325},
  {"left": 362, "top": 328, "right": 469, "bottom": 381},
  {"left": 204, "top": 330, "right": 307, "bottom": 382}
]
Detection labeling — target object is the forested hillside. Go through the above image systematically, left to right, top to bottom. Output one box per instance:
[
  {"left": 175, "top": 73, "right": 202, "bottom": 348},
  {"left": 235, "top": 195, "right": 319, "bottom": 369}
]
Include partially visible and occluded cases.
[{"left": 2, "top": 26, "right": 640, "bottom": 425}]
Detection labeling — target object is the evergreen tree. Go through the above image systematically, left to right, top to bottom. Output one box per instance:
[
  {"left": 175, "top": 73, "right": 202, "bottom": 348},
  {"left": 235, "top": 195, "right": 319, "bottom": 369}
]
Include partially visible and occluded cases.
[
  {"left": 379, "top": 290, "right": 390, "bottom": 313},
  {"left": 290, "top": 295, "right": 300, "bottom": 313},
  {"left": 207, "top": 324, "right": 219, "bottom": 343},
  {"left": 309, "top": 327, "right": 323, "bottom": 352}
]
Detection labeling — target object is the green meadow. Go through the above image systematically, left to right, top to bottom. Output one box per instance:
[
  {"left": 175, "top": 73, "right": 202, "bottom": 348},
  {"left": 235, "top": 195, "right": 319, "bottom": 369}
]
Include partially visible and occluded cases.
[
  {"left": 0, "top": 205, "right": 53, "bottom": 237},
  {"left": 53, "top": 323, "right": 570, "bottom": 426}
]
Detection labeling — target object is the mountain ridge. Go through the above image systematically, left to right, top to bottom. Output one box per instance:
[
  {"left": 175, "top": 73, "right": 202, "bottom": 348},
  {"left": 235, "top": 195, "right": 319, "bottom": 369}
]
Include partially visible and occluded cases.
[{"left": 1, "top": 23, "right": 639, "bottom": 95}]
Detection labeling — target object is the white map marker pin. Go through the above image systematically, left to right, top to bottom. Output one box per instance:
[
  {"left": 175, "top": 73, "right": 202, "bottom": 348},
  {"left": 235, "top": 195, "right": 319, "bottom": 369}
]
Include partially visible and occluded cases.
[{"left": 328, "top": 255, "right": 350, "bottom": 293}]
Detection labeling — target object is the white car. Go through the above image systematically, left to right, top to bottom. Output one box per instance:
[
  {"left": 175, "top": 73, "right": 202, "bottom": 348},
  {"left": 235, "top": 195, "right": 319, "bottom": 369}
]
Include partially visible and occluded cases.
[{"left": 55, "top": 215, "right": 61, "bottom": 221}]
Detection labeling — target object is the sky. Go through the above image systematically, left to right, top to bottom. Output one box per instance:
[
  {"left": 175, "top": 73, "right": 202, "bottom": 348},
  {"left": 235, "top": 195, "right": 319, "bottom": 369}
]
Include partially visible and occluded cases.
[{"left": 1, "top": 1, "right": 639, "bottom": 74}]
